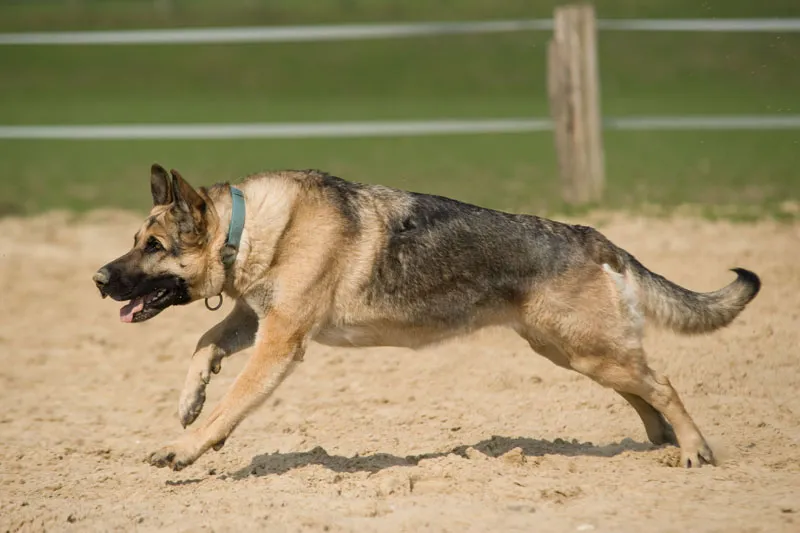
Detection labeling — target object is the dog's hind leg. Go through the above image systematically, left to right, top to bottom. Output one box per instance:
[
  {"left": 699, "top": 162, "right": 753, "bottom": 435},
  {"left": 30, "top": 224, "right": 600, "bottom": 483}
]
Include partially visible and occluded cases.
[
  {"left": 520, "top": 263, "right": 710, "bottom": 467},
  {"left": 178, "top": 299, "right": 259, "bottom": 428},
  {"left": 522, "top": 335, "right": 677, "bottom": 447},
  {"left": 569, "top": 349, "right": 714, "bottom": 467},
  {"left": 616, "top": 391, "right": 677, "bottom": 446}
]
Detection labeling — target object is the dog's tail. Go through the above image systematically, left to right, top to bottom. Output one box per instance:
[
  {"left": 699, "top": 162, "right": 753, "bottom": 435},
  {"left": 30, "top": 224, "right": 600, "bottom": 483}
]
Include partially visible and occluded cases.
[{"left": 620, "top": 252, "right": 760, "bottom": 335}]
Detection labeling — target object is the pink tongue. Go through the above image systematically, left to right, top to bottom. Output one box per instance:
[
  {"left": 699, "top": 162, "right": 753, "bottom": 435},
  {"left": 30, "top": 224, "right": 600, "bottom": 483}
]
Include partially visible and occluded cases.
[{"left": 120, "top": 297, "right": 145, "bottom": 323}]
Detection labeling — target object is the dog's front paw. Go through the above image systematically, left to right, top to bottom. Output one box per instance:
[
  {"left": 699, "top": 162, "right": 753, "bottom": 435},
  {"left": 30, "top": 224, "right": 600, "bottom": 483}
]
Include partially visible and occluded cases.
[
  {"left": 178, "top": 350, "right": 223, "bottom": 428},
  {"left": 178, "top": 381, "right": 206, "bottom": 428},
  {"left": 146, "top": 440, "right": 201, "bottom": 471}
]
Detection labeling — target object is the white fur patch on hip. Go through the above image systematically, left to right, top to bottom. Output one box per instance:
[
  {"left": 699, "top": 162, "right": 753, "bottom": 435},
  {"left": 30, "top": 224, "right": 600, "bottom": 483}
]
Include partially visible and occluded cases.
[{"left": 603, "top": 263, "right": 644, "bottom": 337}]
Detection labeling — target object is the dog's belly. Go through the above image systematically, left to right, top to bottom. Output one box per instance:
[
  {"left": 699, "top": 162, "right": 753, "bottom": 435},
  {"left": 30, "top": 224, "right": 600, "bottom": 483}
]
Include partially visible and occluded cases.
[{"left": 313, "top": 323, "right": 464, "bottom": 349}]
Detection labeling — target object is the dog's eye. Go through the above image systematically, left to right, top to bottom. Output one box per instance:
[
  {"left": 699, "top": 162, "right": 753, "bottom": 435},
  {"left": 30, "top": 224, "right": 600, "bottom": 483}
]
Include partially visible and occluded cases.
[{"left": 145, "top": 237, "right": 165, "bottom": 254}]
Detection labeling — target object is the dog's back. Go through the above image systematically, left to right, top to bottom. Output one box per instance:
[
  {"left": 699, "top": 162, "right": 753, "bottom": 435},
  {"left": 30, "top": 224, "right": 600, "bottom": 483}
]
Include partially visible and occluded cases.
[{"left": 248, "top": 170, "right": 758, "bottom": 349}]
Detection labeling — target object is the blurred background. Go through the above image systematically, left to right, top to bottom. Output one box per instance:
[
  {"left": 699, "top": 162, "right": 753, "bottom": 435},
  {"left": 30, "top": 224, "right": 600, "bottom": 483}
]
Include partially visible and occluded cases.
[{"left": 0, "top": 0, "right": 798, "bottom": 219}]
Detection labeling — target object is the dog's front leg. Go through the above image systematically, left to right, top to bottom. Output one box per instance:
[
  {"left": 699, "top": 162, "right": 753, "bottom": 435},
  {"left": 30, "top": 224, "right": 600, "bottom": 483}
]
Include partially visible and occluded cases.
[
  {"left": 178, "top": 300, "right": 258, "bottom": 428},
  {"left": 148, "top": 310, "right": 307, "bottom": 471}
]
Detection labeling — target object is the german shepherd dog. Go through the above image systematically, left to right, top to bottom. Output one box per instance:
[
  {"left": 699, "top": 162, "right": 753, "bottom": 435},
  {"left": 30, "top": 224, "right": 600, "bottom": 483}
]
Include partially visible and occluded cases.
[{"left": 93, "top": 164, "right": 760, "bottom": 471}]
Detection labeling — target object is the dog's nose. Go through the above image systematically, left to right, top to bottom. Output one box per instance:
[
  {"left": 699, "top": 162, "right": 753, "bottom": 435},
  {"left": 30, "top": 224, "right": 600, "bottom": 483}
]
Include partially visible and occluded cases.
[{"left": 93, "top": 267, "right": 110, "bottom": 288}]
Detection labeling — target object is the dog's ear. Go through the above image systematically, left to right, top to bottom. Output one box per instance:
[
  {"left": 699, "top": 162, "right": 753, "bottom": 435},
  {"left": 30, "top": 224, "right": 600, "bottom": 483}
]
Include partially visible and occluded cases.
[
  {"left": 150, "top": 163, "right": 173, "bottom": 206},
  {"left": 170, "top": 168, "right": 207, "bottom": 232}
]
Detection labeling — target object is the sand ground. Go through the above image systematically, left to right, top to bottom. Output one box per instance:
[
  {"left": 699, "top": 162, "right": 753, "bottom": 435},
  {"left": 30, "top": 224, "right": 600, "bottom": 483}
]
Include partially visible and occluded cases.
[{"left": 0, "top": 210, "right": 798, "bottom": 533}]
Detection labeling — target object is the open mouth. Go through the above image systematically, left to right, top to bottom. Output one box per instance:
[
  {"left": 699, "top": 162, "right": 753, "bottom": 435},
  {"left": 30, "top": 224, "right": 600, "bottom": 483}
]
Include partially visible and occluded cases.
[
  {"left": 94, "top": 268, "right": 190, "bottom": 324},
  {"left": 119, "top": 287, "right": 174, "bottom": 323}
]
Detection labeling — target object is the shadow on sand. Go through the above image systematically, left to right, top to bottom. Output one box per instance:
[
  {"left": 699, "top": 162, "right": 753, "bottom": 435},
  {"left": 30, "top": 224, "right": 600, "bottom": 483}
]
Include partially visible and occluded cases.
[{"left": 230, "top": 435, "right": 659, "bottom": 479}]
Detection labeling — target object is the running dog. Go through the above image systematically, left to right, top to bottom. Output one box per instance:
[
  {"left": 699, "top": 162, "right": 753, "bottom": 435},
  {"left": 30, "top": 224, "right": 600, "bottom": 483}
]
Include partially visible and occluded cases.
[{"left": 93, "top": 164, "right": 760, "bottom": 471}]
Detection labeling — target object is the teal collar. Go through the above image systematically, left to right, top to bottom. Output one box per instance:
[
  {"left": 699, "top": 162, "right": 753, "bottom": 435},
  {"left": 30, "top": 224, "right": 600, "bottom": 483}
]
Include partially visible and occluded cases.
[{"left": 221, "top": 186, "right": 245, "bottom": 268}]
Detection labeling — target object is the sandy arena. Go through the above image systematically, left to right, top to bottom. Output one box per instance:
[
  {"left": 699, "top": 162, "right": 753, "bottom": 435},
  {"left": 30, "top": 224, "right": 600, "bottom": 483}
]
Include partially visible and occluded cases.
[{"left": 1, "top": 210, "right": 798, "bottom": 532}]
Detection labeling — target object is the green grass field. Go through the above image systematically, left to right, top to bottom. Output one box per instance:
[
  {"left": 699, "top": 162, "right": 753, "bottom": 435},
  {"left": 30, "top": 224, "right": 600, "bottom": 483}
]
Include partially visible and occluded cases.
[
  {"left": 0, "top": 0, "right": 798, "bottom": 218},
  {"left": 2, "top": 131, "right": 796, "bottom": 219}
]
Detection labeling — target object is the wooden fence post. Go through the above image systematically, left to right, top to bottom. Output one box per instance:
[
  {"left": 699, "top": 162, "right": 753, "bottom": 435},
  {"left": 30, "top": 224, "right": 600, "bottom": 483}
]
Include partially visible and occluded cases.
[{"left": 548, "top": 4, "right": 605, "bottom": 205}]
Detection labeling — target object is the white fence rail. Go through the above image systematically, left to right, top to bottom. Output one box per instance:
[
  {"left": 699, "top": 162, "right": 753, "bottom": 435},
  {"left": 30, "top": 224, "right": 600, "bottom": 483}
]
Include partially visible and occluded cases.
[
  {"left": 1, "top": 18, "right": 800, "bottom": 45},
  {"left": 2, "top": 116, "right": 799, "bottom": 140}
]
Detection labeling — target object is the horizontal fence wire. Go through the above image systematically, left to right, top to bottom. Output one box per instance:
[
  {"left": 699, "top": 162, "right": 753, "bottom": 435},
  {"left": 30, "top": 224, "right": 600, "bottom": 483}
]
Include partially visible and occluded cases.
[
  {"left": 1, "top": 18, "right": 799, "bottom": 45},
  {"left": 2, "top": 116, "right": 799, "bottom": 139}
]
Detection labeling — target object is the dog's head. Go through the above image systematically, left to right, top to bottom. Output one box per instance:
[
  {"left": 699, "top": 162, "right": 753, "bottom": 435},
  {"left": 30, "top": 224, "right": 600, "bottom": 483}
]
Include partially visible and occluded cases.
[{"left": 93, "top": 164, "right": 224, "bottom": 323}]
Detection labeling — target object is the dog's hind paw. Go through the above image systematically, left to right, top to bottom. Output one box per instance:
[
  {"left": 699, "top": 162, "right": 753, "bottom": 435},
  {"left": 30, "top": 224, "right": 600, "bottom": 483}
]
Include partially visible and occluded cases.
[{"left": 680, "top": 441, "right": 716, "bottom": 468}]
